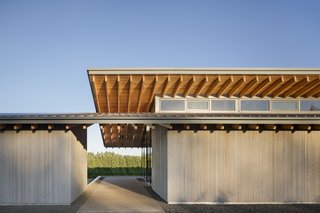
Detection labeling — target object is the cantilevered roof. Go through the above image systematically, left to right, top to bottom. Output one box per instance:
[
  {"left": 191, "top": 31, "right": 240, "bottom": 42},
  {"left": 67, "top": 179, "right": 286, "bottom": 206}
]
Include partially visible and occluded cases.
[
  {"left": 87, "top": 68, "right": 320, "bottom": 147},
  {"left": 1, "top": 113, "right": 320, "bottom": 148}
]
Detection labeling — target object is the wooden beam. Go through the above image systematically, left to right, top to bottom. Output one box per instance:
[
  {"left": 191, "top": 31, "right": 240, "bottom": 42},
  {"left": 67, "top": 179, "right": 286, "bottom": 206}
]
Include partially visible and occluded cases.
[
  {"left": 117, "top": 75, "right": 120, "bottom": 113},
  {"left": 127, "top": 75, "right": 133, "bottom": 112},
  {"left": 137, "top": 75, "right": 145, "bottom": 112},
  {"left": 91, "top": 76, "right": 102, "bottom": 112},
  {"left": 104, "top": 76, "right": 111, "bottom": 113},
  {"left": 147, "top": 76, "right": 158, "bottom": 112},
  {"left": 161, "top": 76, "right": 170, "bottom": 97},
  {"left": 172, "top": 76, "right": 182, "bottom": 97},
  {"left": 183, "top": 76, "right": 195, "bottom": 97},
  {"left": 194, "top": 76, "right": 208, "bottom": 97},
  {"left": 238, "top": 76, "right": 258, "bottom": 97},
  {"left": 260, "top": 76, "right": 284, "bottom": 98},
  {"left": 205, "top": 77, "right": 221, "bottom": 97},
  {"left": 216, "top": 77, "right": 233, "bottom": 97},
  {"left": 227, "top": 77, "right": 245, "bottom": 97},
  {"left": 249, "top": 77, "right": 271, "bottom": 98},
  {"left": 271, "top": 77, "right": 297, "bottom": 98},
  {"left": 281, "top": 77, "right": 308, "bottom": 98},
  {"left": 294, "top": 77, "right": 320, "bottom": 97},
  {"left": 302, "top": 81, "right": 320, "bottom": 98},
  {"left": 14, "top": 124, "right": 23, "bottom": 133},
  {"left": 31, "top": 124, "right": 38, "bottom": 132},
  {"left": 214, "top": 124, "right": 225, "bottom": 130},
  {"left": 231, "top": 124, "right": 242, "bottom": 130},
  {"left": 248, "top": 124, "right": 260, "bottom": 130},
  {"left": 48, "top": 125, "right": 54, "bottom": 133}
]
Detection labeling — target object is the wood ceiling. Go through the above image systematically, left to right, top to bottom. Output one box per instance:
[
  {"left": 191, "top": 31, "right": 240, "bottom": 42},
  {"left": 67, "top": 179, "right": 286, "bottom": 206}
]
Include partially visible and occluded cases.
[{"left": 88, "top": 70, "right": 320, "bottom": 148}]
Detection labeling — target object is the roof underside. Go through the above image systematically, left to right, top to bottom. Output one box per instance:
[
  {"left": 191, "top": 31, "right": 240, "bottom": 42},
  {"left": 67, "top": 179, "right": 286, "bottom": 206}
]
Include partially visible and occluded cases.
[{"left": 87, "top": 68, "right": 320, "bottom": 148}]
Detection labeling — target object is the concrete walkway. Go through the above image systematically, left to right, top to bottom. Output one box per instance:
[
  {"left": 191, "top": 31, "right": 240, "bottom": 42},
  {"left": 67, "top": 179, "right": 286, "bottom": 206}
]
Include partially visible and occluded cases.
[{"left": 77, "top": 176, "right": 165, "bottom": 213}]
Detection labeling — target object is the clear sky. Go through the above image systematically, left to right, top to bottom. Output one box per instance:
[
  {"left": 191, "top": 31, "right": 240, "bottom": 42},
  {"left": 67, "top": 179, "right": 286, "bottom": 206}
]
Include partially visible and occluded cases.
[{"left": 0, "top": 0, "right": 319, "bottom": 155}]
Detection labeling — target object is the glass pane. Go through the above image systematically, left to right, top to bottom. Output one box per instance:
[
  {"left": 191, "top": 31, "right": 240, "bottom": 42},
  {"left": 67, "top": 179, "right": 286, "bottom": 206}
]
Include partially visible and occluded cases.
[
  {"left": 160, "top": 100, "right": 185, "bottom": 111},
  {"left": 211, "top": 100, "right": 235, "bottom": 111},
  {"left": 241, "top": 100, "right": 269, "bottom": 111},
  {"left": 300, "top": 100, "right": 320, "bottom": 111},
  {"left": 187, "top": 101, "right": 209, "bottom": 110},
  {"left": 272, "top": 101, "right": 298, "bottom": 110}
]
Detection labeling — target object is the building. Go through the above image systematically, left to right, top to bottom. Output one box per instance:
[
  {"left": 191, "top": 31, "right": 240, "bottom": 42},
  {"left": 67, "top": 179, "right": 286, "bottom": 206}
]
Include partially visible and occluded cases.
[{"left": 1, "top": 68, "right": 320, "bottom": 204}]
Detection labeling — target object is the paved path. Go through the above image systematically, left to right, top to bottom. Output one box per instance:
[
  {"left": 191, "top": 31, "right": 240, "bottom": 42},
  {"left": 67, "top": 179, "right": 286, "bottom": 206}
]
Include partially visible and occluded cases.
[{"left": 77, "top": 176, "right": 165, "bottom": 213}]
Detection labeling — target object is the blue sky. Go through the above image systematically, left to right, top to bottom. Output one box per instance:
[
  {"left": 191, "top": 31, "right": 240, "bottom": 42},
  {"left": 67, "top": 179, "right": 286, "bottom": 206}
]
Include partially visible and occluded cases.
[{"left": 0, "top": 0, "right": 319, "bottom": 154}]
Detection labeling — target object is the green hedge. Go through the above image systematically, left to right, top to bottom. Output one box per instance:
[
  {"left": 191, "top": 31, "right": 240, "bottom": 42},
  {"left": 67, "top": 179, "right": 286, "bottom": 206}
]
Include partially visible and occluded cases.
[{"left": 88, "top": 152, "right": 144, "bottom": 177}]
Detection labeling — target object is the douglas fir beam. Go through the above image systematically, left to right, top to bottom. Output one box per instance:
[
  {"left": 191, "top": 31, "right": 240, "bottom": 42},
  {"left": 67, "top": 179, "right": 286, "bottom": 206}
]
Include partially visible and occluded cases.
[
  {"left": 117, "top": 75, "right": 120, "bottom": 113},
  {"left": 127, "top": 75, "right": 132, "bottom": 112},
  {"left": 137, "top": 75, "right": 145, "bottom": 112},
  {"left": 194, "top": 75, "right": 208, "bottom": 97},
  {"left": 91, "top": 76, "right": 102, "bottom": 112},
  {"left": 104, "top": 76, "right": 111, "bottom": 113},
  {"left": 147, "top": 76, "right": 158, "bottom": 111},
  {"left": 161, "top": 76, "right": 170, "bottom": 97},
  {"left": 172, "top": 76, "right": 182, "bottom": 97},
  {"left": 183, "top": 76, "right": 195, "bottom": 97},
  {"left": 239, "top": 76, "right": 258, "bottom": 97},
  {"left": 249, "top": 76, "right": 271, "bottom": 97},
  {"left": 260, "top": 76, "right": 284, "bottom": 98},
  {"left": 271, "top": 76, "right": 297, "bottom": 98},
  {"left": 205, "top": 77, "right": 221, "bottom": 97},
  {"left": 216, "top": 77, "right": 233, "bottom": 97},
  {"left": 227, "top": 77, "right": 245, "bottom": 97},
  {"left": 281, "top": 77, "right": 309, "bottom": 98},
  {"left": 294, "top": 77, "right": 320, "bottom": 97},
  {"left": 302, "top": 81, "right": 320, "bottom": 98},
  {"left": 14, "top": 124, "right": 23, "bottom": 133},
  {"left": 31, "top": 124, "right": 38, "bottom": 132}
]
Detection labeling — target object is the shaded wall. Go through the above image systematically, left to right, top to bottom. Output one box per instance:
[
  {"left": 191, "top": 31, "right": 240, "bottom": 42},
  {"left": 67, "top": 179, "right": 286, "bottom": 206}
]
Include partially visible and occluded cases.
[
  {"left": 151, "top": 125, "right": 168, "bottom": 201},
  {"left": 152, "top": 128, "right": 320, "bottom": 203},
  {"left": 0, "top": 130, "right": 87, "bottom": 205}
]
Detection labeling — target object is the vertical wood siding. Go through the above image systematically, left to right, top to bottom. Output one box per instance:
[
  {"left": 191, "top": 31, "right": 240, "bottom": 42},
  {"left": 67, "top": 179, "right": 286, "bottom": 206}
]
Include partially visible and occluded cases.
[
  {"left": 151, "top": 125, "right": 168, "bottom": 200},
  {"left": 0, "top": 131, "right": 87, "bottom": 204},
  {"left": 166, "top": 131, "right": 320, "bottom": 203}
]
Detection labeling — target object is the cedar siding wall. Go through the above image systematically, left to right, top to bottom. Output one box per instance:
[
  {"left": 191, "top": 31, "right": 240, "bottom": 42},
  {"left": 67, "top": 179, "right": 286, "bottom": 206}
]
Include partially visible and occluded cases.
[
  {"left": 151, "top": 125, "right": 168, "bottom": 201},
  {"left": 0, "top": 131, "right": 87, "bottom": 205},
  {"left": 166, "top": 131, "right": 320, "bottom": 204}
]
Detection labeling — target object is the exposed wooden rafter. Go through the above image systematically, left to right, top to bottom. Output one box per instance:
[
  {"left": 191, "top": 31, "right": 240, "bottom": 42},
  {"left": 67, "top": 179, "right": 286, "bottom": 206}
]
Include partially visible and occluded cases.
[
  {"left": 117, "top": 75, "right": 120, "bottom": 113},
  {"left": 127, "top": 75, "right": 133, "bottom": 112},
  {"left": 137, "top": 75, "right": 145, "bottom": 112},
  {"left": 91, "top": 76, "right": 102, "bottom": 112},
  {"left": 104, "top": 76, "right": 110, "bottom": 113},
  {"left": 147, "top": 76, "right": 158, "bottom": 111},
  {"left": 161, "top": 76, "right": 170, "bottom": 97},
  {"left": 172, "top": 76, "right": 182, "bottom": 97},
  {"left": 183, "top": 76, "right": 195, "bottom": 97},
  {"left": 194, "top": 76, "right": 208, "bottom": 97},
  {"left": 239, "top": 76, "right": 258, "bottom": 97},
  {"left": 205, "top": 77, "right": 221, "bottom": 97},
  {"left": 216, "top": 77, "right": 233, "bottom": 97},
  {"left": 227, "top": 77, "right": 245, "bottom": 97},
  {"left": 249, "top": 77, "right": 271, "bottom": 98},
  {"left": 260, "top": 77, "right": 284, "bottom": 98},
  {"left": 271, "top": 77, "right": 297, "bottom": 98},
  {"left": 281, "top": 77, "right": 309, "bottom": 98},
  {"left": 294, "top": 77, "right": 320, "bottom": 98}
]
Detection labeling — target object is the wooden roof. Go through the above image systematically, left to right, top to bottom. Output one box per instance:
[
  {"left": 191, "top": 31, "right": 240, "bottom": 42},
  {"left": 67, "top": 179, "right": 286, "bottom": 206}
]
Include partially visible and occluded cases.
[{"left": 87, "top": 68, "right": 320, "bottom": 147}]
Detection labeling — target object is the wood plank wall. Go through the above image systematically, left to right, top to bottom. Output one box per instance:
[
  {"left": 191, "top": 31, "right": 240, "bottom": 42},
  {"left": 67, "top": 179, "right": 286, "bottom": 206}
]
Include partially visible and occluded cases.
[
  {"left": 151, "top": 125, "right": 168, "bottom": 201},
  {"left": 0, "top": 131, "right": 87, "bottom": 204},
  {"left": 166, "top": 131, "right": 320, "bottom": 204}
]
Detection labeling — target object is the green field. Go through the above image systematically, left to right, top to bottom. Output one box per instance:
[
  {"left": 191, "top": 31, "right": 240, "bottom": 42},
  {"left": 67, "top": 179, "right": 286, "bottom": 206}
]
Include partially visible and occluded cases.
[{"left": 87, "top": 152, "right": 144, "bottom": 178}]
